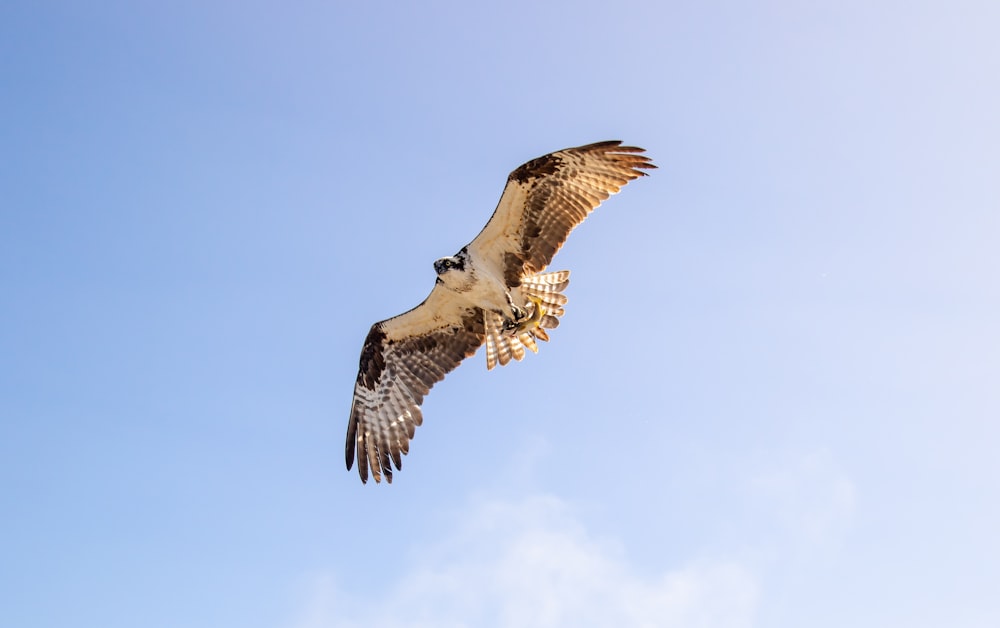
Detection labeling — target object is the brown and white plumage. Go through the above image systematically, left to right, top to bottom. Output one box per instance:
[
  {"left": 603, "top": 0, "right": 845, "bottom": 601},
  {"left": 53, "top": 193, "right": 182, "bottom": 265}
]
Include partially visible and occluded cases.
[
  {"left": 468, "top": 140, "right": 655, "bottom": 281},
  {"left": 347, "top": 141, "right": 654, "bottom": 483},
  {"left": 346, "top": 288, "right": 485, "bottom": 484}
]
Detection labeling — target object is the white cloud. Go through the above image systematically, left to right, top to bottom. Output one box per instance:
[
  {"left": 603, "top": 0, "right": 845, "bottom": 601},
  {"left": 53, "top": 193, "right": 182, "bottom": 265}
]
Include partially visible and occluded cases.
[{"left": 288, "top": 494, "right": 757, "bottom": 628}]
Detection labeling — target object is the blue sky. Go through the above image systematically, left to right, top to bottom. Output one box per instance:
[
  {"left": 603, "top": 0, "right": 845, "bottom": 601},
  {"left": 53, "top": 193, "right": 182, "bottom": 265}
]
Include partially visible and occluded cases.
[{"left": 2, "top": 1, "right": 998, "bottom": 627}]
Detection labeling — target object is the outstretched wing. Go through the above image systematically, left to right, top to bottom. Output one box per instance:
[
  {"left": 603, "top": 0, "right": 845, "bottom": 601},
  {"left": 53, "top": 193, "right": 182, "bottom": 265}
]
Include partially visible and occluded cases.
[
  {"left": 467, "top": 141, "right": 655, "bottom": 285},
  {"left": 347, "top": 285, "right": 485, "bottom": 484}
]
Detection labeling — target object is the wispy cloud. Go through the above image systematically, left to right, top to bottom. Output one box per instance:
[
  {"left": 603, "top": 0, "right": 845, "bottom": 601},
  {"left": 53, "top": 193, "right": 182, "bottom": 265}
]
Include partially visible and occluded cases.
[{"left": 287, "top": 494, "right": 758, "bottom": 628}]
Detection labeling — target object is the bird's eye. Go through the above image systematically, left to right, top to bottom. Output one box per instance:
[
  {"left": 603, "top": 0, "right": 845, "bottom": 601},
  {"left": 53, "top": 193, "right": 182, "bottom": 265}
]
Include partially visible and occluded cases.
[{"left": 444, "top": 260, "right": 452, "bottom": 267}]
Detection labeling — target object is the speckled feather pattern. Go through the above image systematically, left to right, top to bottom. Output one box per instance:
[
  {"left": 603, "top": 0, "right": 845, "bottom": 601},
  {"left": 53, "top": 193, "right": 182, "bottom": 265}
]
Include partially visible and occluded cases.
[{"left": 347, "top": 142, "right": 654, "bottom": 483}]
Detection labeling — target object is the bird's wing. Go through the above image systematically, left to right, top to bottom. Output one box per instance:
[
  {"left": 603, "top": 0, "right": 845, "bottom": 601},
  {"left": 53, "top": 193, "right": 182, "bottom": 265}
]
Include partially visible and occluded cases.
[
  {"left": 466, "top": 141, "right": 655, "bottom": 284},
  {"left": 347, "top": 284, "right": 485, "bottom": 484}
]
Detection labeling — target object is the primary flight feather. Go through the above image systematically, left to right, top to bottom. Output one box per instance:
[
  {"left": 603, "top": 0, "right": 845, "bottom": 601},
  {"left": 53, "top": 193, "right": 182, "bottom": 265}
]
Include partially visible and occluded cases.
[{"left": 347, "top": 141, "right": 655, "bottom": 483}]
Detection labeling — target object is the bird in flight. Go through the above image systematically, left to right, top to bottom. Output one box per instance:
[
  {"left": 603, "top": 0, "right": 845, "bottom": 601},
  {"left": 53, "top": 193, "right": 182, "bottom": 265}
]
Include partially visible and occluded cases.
[{"left": 347, "top": 141, "right": 654, "bottom": 483}]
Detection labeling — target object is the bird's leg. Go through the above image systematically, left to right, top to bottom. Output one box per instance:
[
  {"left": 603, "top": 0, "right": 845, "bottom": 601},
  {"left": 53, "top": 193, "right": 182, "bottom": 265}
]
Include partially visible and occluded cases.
[
  {"left": 505, "top": 292, "right": 529, "bottom": 323},
  {"left": 499, "top": 294, "right": 525, "bottom": 334},
  {"left": 502, "top": 295, "right": 546, "bottom": 338}
]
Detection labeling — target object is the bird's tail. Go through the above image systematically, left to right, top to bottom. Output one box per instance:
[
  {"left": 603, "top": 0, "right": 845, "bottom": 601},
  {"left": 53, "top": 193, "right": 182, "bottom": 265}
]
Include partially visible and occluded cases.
[{"left": 484, "top": 270, "right": 570, "bottom": 370}]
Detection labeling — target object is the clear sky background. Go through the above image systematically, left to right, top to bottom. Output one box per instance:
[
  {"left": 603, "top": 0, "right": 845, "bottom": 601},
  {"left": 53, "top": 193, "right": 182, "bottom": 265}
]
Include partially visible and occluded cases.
[{"left": 2, "top": 2, "right": 998, "bottom": 627}]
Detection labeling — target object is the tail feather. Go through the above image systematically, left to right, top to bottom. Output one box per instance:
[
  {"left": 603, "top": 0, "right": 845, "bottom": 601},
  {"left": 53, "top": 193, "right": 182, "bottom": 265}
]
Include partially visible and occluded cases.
[
  {"left": 484, "top": 270, "right": 570, "bottom": 370},
  {"left": 484, "top": 327, "right": 499, "bottom": 370}
]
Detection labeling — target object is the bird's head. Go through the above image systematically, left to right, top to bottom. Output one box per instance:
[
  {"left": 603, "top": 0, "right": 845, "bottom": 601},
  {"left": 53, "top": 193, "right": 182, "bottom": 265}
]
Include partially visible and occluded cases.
[{"left": 433, "top": 251, "right": 467, "bottom": 276}]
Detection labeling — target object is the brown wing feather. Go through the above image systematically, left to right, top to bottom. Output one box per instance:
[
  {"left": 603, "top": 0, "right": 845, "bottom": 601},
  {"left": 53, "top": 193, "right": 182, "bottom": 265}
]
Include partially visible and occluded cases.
[
  {"left": 467, "top": 141, "right": 655, "bottom": 281},
  {"left": 346, "top": 285, "right": 485, "bottom": 484}
]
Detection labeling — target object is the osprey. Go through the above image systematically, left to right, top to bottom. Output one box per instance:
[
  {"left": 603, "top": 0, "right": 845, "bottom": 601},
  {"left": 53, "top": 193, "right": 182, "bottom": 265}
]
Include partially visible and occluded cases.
[{"left": 347, "top": 141, "right": 654, "bottom": 483}]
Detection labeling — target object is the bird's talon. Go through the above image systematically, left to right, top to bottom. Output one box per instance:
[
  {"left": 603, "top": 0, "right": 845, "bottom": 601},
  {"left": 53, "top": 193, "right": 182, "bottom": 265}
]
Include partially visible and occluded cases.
[{"left": 503, "top": 296, "right": 546, "bottom": 338}]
